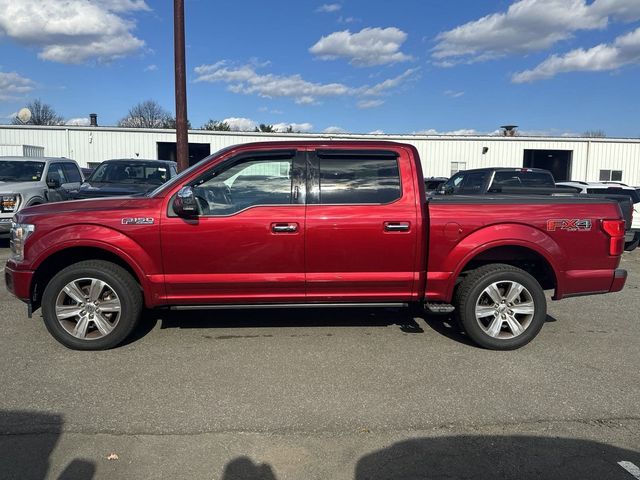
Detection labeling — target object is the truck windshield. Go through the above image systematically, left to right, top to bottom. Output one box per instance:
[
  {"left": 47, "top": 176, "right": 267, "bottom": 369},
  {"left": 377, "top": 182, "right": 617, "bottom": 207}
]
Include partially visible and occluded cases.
[
  {"left": 0, "top": 161, "right": 46, "bottom": 182},
  {"left": 88, "top": 162, "right": 171, "bottom": 185}
]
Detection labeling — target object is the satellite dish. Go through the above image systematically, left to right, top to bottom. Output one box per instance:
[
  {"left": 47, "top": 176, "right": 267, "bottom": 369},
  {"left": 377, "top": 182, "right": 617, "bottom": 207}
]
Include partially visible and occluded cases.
[{"left": 17, "top": 108, "right": 32, "bottom": 124}]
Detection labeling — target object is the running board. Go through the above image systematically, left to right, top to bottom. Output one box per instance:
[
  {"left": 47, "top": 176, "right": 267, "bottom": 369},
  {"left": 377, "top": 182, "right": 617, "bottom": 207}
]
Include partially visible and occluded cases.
[{"left": 170, "top": 302, "right": 408, "bottom": 311}]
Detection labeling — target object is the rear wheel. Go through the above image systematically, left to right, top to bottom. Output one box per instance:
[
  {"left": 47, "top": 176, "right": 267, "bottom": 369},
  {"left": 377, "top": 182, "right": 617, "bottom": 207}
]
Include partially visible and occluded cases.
[
  {"left": 41, "top": 260, "right": 142, "bottom": 350},
  {"left": 454, "top": 264, "right": 547, "bottom": 350}
]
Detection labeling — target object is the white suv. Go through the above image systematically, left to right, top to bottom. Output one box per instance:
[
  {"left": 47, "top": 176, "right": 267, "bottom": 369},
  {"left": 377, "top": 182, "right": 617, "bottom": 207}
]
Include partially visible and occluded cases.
[{"left": 557, "top": 181, "right": 640, "bottom": 251}]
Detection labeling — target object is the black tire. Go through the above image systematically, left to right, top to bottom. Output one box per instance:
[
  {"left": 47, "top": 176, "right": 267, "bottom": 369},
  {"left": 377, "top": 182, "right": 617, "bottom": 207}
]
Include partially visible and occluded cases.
[
  {"left": 41, "top": 260, "right": 143, "bottom": 350},
  {"left": 453, "top": 264, "right": 547, "bottom": 350}
]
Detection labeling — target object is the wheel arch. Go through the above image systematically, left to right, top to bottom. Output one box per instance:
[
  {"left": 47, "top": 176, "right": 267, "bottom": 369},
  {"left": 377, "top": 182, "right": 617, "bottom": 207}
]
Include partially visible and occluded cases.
[
  {"left": 445, "top": 237, "right": 563, "bottom": 302},
  {"left": 31, "top": 245, "right": 148, "bottom": 312}
]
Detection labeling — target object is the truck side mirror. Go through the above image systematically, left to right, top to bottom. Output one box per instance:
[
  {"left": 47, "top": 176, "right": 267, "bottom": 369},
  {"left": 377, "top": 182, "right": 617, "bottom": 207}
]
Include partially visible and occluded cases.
[
  {"left": 46, "top": 172, "right": 61, "bottom": 189},
  {"left": 173, "top": 186, "right": 199, "bottom": 217}
]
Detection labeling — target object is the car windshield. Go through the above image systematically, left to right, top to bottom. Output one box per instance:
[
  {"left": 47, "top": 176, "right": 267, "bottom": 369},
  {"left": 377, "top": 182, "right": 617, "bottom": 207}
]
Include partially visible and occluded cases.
[
  {"left": 146, "top": 145, "right": 235, "bottom": 197},
  {"left": 0, "top": 161, "right": 46, "bottom": 182},
  {"left": 87, "top": 162, "right": 171, "bottom": 185}
]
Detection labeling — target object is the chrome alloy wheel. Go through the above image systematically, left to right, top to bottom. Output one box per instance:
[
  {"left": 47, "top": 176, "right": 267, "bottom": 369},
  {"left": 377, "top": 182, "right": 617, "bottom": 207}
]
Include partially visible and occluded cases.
[
  {"left": 55, "top": 278, "right": 122, "bottom": 340},
  {"left": 474, "top": 281, "right": 535, "bottom": 339}
]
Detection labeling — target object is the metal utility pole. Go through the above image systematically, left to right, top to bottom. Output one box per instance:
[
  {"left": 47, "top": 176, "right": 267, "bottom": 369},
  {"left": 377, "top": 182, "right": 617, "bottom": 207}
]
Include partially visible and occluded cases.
[{"left": 174, "top": 0, "right": 189, "bottom": 171}]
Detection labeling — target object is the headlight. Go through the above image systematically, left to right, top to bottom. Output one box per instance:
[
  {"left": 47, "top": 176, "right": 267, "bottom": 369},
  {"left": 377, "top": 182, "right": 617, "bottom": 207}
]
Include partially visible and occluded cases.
[
  {"left": 1, "top": 194, "right": 20, "bottom": 213},
  {"left": 10, "top": 222, "right": 35, "bottom": 261}
]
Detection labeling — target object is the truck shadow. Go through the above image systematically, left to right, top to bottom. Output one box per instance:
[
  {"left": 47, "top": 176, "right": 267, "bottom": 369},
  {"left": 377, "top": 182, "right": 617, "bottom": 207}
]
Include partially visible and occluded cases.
[
  {"left": 133, "top": 306, "right": 425, "bottom": 339},
  {"left": 128, "top": 308, "right": 559, "bottom": 348},
  {"left": 0, "top": 410, "right": 96, "bottom": 480},
  {"left": 219, "top": 435, "right": 640, "bottom": 480}
]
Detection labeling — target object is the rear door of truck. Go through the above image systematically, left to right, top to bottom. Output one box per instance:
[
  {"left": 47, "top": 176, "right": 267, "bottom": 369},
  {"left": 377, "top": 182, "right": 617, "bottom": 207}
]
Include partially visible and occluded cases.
[{"left": 304, "top": 148, "right": 420, "bottom": 302}]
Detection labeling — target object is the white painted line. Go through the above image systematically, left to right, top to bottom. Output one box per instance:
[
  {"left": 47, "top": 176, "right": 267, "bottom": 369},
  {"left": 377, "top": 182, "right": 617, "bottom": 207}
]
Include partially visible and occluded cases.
[{"left": 619, "top": 461, "right": 640, "bottom": 479}]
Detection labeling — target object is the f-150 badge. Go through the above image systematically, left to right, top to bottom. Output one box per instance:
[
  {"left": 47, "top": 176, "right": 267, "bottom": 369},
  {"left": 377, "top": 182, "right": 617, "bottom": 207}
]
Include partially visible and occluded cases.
[
  {"left": 121, "top": 217, "right": 155, "bottom": 225},
  {"left": 546, "top": 219, "right": 592, "bottom": 231}
]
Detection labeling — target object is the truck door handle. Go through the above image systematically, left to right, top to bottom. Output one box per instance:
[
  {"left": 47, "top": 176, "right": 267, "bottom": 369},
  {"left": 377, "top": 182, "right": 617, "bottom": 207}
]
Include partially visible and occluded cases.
[
  {"left": 384, "top": 222, "right": 411, "bottom": 232},
  {"left": 271, "top": 223, "right": 298, "bottom": 233}
]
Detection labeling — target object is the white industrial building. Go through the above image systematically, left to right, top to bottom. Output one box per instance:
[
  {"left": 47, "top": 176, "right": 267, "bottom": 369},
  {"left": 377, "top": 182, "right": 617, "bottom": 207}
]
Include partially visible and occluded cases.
[{"left": 1, "top": 124, "right": 639, "bottom": 185}]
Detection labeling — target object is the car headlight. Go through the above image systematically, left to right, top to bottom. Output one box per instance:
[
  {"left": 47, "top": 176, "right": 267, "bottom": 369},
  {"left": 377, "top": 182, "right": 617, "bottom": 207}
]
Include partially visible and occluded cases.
[
  {"left": 1, "top": 194, "right": 20, "bottom": 213},
  {"left": 10, "top": 222, "right": 35, "bottom": 261}
]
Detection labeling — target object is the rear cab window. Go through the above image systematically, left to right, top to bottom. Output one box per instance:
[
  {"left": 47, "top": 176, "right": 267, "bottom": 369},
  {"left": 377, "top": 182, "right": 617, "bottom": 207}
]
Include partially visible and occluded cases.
[{"left": 315, "top": 152, "right": 402, "bottom": 204}]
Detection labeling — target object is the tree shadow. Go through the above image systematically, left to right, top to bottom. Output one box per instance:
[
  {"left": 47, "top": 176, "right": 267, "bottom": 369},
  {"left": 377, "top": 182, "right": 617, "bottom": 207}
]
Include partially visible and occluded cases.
[
  {"left": 0, "top": 410, "right": 95, "bottom": 480},
  {"left": 219, "top": 435, "right": 640, "bottom": 480}
]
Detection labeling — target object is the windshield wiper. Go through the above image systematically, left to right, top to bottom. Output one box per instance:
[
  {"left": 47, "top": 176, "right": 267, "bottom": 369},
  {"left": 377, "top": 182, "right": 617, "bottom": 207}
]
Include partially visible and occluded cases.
[{"left": 0, "top": 176, "right": 18, "bottom": 181}]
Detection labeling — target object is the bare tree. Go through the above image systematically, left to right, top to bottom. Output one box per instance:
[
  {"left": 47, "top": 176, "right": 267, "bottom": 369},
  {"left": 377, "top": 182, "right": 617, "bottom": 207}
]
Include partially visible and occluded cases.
[
  {"left": 11, "top": 99, "right": 64, "bottom": 126},
  {"left": 118, "top": 100, "right": 173, "bottom": 128},
  {"left": 202, "top": 119, "right": 231, "bottom": 131},
  {"left": 254, "top": 123, "right": 275, "bottom": 133},
  {"left": 583, "top": 130, "right": 606, "bottom": 138}
]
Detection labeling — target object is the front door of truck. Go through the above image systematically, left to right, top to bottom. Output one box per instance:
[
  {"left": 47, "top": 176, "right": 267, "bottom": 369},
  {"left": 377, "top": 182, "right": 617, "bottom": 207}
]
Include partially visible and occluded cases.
[
  {"left": 305, "top": 149, "right": 419, "bottom": 302},
  {"left": 161, "top": 150, "right": 307, "bottom": 304}
]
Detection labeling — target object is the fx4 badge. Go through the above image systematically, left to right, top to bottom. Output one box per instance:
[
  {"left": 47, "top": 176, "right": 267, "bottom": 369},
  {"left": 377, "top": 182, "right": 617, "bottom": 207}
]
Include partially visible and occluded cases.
[
  {"left": 121, "top": 217, "right": 155, "bottom": 225},
  {"left": 546, "top": 219, "right": 592, "bottom": 232}
]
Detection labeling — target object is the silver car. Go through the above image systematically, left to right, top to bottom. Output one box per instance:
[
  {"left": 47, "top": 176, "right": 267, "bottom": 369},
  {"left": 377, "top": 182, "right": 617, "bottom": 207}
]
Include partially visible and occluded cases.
[{"left": 0, "top": 157, "right": 83, "bottom": 236}]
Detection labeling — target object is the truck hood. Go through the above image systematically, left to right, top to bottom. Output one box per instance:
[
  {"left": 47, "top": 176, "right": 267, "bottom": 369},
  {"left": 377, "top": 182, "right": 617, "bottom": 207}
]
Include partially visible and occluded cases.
[
  {"left": 0, "top": 181, "right": 41, "bottom": 193},
  {"left": 75, "top": 181, "right": 157, "bottom": 199},
  {"left": 18, "top": 196, "right": 155, "bottom": 218}
]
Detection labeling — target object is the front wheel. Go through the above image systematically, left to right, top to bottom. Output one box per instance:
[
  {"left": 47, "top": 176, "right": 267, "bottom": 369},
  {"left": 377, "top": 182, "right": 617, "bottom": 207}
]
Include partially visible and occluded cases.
[
  {"left": 41, "top": 260, "right": 143, "bottom": 350},
  {"left": 454, "top": 264, "right": 547, "bottom": 350}
]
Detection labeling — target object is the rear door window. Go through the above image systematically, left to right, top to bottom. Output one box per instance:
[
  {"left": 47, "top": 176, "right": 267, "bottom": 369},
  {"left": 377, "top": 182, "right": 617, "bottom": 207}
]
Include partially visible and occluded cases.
[{"left": 317, "top": 157, "right": 401, "bottom": 204}]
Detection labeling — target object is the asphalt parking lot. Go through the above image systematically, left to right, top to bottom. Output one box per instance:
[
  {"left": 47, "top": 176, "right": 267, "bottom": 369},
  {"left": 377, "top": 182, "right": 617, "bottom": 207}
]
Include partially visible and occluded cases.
[{"left": 0, "top": 241, "right": 639, "bottom": 480}]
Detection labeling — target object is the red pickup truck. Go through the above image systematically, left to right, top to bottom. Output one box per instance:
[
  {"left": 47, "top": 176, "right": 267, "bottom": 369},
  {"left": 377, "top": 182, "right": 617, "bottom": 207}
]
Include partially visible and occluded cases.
[{"left": 5, "top": 141, "right": 627, "bottom": 350}]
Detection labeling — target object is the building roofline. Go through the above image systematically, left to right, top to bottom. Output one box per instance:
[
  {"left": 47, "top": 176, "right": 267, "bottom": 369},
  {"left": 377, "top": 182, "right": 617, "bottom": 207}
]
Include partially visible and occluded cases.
[{"left": 1, "top": 124, "right": 639, "bottom": 144}]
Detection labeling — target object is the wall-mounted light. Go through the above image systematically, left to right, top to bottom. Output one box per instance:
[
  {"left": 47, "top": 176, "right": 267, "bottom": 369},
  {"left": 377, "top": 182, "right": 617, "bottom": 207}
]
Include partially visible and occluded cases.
[{"left": 482, "top": 147, "right": 489, "bottom": 155}]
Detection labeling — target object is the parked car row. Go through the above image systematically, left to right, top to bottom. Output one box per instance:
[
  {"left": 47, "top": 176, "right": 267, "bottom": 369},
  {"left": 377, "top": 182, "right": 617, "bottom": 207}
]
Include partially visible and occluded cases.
[
  {"left": 0, "top": 156, "right": 177, "bottom": 236},
  {"left": 425, "top": 169, "right": 639, "bottom": 251}
]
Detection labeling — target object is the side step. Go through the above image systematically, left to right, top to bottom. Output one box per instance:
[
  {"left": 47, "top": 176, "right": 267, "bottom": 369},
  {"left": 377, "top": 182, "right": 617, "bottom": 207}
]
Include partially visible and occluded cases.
[
  {"left": 170, "top": 302, "right": 409, "bottom": 311},
  {"left": 424, "top": 302, "right": 455, "bottom": 314}
]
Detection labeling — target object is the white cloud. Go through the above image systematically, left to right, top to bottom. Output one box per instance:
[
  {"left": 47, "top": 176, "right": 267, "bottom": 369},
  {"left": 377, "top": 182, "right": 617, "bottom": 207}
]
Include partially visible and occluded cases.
[
  {"left": 0, "top": 0, "right": 149, "bottom": 64},
  {"left": 432, "top": 0, "right": 640, "bottom": 64},
  {"left": 316, "top": 3, "right": 341, "bottom": 13},
  {"left": 338, "top": 16, "right": 360, "bottom": 24},
  {"left": 513, "top": 25, "right": 640, "bottom": 82},
  {"left": 310, "top": 27, "right": 412, "bottom": 66},
  {"left": 194, "top": 62, "right": 417, "bottom": 105},
  {"left": 144, "top": 64, "right": 157, "bottom": 72},
  {"left": 358, "top": 68, "right": 418, "bottom": 96},
  {"left": 0, "top": 71, "right": 35, "bottom": 101},
  {"left": 444, "top": 90, "right": 464, "bottom": 98},
  {"left": 357, "top": 99, "right": 384, "bottom": 109},
  {"left": 65, "top": 117, "right": 90, "bottom": 126},
  {"left": 222, "top": 117, "right": 257, "bottom": 131},
  {"left": 273, "top": 122, "right": 314, "bottom": 132},
  {"left": 323, "top": 126, "right": 347, "bottom": 133},
  {"left": 414, "top": 128, "right": 479, "bottom": 135},
  {"left": 369, "top": 129, "right": 385, "bottom": 134}
]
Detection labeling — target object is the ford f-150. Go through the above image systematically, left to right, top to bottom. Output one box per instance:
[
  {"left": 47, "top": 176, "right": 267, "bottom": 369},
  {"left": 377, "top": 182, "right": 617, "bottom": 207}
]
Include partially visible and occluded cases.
[{"left": 4, "top": 141, "right": 627, "bottom": 350}]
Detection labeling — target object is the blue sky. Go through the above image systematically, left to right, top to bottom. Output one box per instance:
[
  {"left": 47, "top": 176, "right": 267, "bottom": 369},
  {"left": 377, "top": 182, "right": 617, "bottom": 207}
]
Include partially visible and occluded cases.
[{"left": 1, "top": 0, "right": 639, "bottom": 136}]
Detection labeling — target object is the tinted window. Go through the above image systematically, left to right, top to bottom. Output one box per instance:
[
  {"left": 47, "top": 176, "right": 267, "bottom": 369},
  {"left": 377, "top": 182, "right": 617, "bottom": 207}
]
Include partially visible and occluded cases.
[
  {"left": 192, "top": 157, "right": 295, "bottom": 215},
  {"left": 319, "top": 158, "right": 401, "bottom": 204},
  {"left": 0, "top": 161, "right": 45, "bottom": 182},
  {"left": 49, "top": 163, "right": 69, "bottom": 184},
  {"left": 63, "top": 163, "right": 82, "bottom": 182},
  {"left": 459, "top": 171, "right": 490, "bottom": 194},
  {"left": 491, "top": 171, "right": 555, "bottom": 188}
]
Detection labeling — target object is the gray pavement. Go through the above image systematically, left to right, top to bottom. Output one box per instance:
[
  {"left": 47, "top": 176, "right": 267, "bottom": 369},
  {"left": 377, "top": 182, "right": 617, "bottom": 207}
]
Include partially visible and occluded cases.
[{"left": 1, "top": 241, "right": 639, "bottom": 479}]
